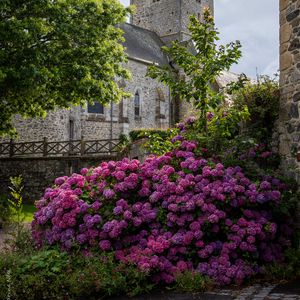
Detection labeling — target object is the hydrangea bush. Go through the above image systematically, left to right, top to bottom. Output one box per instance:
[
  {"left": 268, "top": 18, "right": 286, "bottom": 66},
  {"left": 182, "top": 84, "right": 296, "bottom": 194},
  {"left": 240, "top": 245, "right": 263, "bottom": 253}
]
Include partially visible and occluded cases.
[{"left": 32, "top": 139, "right": 295, "bottom": 286}]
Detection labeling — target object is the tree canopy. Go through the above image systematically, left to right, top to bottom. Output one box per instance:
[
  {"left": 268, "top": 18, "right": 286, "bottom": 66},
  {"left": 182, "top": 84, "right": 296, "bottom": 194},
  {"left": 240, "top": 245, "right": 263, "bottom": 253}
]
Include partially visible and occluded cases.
[{"left": 0, "top": 0, "right": 131, "bottom": 136}]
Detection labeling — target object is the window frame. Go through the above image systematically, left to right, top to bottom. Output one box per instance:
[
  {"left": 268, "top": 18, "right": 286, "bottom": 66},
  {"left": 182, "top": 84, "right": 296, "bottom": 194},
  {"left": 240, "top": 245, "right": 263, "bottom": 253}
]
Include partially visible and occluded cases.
[
  {"left": 134, "top": 90, "right": 141, "bottom": 118},
  {"left": 87, "top": 101, "right": 104, "bottom": 115}
]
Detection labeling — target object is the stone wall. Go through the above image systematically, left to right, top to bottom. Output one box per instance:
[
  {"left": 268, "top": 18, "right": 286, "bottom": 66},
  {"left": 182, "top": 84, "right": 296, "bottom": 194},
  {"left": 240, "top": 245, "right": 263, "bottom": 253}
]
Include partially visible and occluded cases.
[
  {"left": 130, "top": 0, "right": 181, "bottom": 43},
  {"left": 131, "top": 0, "right": 214, "bottom": 43},
  {"left": 181, "top": 0, "right": 214, "bottom": 41},
  {"left": 279, "top": 0, "right": 300, "bottom": 182},
  {"left": 3, "top": 110, "right": 72, "bottom": 142},
  {"left": 0, "top": 156, "right": 119, "bottom": 201}
]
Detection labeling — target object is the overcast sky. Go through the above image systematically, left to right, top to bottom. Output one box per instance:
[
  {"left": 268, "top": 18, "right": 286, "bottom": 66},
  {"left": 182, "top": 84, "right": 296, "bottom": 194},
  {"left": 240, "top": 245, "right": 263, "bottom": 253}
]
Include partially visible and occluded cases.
[{"left": 120, "top": 0, "right": 279, "bottom": 78}]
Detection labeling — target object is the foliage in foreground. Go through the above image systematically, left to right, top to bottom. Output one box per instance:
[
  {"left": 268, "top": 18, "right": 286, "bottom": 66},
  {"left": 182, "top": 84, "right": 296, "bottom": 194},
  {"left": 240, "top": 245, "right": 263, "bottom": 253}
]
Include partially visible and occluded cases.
[
  {"left": 0, "top": 0, "right": 131, "bottom": 136},
  {"left": 32, "top": 137, "right": 298, "bottom": 286},
  {"left": 0, "top": 176, "right": 24, "bottom": 230},
  {"left": 0, "top": 245, "right": 152, "bottom": 300},
  {"left": 262, "top": 248, "right": 300, "bottom": 282},
  {"left": 174, "top": 270, "right": 213, "bottom": 293}
]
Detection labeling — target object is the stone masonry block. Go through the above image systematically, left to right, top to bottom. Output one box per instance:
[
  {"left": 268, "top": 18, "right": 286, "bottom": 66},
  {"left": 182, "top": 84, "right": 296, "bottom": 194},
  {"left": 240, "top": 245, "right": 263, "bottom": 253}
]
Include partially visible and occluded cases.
[
  {"left": 281, "top": 22, "right": 292, "bottom": 43},
  {"left": 280, "top": 51, "right": 293, "bottom": 71}
]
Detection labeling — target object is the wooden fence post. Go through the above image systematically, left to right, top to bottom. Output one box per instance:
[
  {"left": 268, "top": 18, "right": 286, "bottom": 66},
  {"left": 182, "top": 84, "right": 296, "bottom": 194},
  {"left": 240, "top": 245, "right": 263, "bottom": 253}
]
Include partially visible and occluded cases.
[
  {"left": 43, "top": 137, "right": 48, "bottom": 157},
  {"left": 80, "top": 138, "right": 85, "bottom": 156},
  {"left": 9, "top": 139, "right": 14, "bottom": 157},
  {"left": 109, "top": 140, "right": 112, "bottom": 153}
]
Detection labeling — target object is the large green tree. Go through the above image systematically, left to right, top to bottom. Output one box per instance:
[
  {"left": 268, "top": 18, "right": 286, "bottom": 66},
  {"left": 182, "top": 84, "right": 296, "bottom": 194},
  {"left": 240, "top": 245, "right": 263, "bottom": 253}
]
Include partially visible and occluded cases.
[{"left": 0, "top": 0, "right": 131, "bottom": 136}]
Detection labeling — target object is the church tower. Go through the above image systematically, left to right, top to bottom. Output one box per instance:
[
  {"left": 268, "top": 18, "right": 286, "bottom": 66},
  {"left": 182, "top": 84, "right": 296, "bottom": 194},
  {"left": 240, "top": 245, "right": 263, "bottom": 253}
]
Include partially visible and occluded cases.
[{"left": 130, "top": 0, "right": 214, "bottom": 44}]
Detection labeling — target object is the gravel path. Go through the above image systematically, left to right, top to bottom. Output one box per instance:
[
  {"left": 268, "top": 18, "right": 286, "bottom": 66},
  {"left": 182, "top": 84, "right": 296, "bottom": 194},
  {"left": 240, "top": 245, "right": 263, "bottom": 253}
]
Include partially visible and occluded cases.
[{"left": 0, "top": 222, "right": 31, "bottom": 252}]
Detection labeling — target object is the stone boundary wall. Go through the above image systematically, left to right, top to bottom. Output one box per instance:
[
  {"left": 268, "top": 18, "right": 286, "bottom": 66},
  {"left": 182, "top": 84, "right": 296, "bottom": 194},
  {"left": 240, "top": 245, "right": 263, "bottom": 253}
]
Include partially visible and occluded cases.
[
  {"left": 279, "top": 0, "right": 300, "bottom": 182},
  {"left": 0, "top": 156, "right": 120, "bottom": 202}
]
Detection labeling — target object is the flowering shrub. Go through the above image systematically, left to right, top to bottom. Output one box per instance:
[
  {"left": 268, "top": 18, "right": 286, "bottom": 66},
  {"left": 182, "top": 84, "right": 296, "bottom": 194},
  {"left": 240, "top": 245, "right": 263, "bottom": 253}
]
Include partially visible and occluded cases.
[{"left": 32, "top": 139, "right": 295, "bottom": 286}]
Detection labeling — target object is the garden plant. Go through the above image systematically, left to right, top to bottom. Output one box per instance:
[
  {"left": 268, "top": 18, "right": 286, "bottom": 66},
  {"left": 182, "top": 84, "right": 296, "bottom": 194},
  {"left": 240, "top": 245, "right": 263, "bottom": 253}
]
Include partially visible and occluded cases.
[{"left": 31, "top": 134, "right": 298, "bottom": 287}]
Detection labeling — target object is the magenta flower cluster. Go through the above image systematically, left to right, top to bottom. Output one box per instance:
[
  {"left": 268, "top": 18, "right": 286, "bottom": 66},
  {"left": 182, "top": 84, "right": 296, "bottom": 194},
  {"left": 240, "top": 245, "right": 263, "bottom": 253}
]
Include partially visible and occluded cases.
[{"left": 32, "top": 140, "right": 293, "bottom": 286}]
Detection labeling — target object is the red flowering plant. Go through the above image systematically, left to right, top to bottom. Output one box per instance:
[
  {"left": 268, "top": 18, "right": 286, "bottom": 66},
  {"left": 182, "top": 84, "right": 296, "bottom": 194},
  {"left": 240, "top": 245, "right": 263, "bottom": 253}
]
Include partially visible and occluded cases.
[{"left": 32, "top": 136, "right": 297, "bottom": 286}]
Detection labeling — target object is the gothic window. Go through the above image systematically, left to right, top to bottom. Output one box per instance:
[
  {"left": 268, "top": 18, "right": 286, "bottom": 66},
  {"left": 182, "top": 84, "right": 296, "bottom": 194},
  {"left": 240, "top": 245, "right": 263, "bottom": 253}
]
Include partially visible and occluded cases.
[
  {"left": 134, "top": 90, "right": 141, "bottom": 117},
  {"left": 87, "top": 101, "right": 104, "bottom": 114}
]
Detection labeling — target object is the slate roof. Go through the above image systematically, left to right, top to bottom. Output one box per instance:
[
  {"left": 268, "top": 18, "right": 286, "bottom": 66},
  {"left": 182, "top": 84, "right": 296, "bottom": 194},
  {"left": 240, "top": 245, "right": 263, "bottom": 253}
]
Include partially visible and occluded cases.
[{"left": 119, "top": 23, "right": 169, "bottom": 66}]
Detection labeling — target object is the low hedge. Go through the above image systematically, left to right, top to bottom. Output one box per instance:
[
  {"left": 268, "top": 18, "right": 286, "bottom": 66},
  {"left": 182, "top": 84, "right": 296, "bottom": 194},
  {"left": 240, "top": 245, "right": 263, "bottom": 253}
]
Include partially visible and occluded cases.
[{"left": 129, "top": 129, "right": 171, "bottom": 142}]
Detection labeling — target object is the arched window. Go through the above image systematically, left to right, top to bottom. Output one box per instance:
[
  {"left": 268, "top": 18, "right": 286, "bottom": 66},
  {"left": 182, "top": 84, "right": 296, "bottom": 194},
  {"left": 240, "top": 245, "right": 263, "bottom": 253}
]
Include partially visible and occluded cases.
[{"left": 134, "top": 90, "right": 140, "bottom": 117}]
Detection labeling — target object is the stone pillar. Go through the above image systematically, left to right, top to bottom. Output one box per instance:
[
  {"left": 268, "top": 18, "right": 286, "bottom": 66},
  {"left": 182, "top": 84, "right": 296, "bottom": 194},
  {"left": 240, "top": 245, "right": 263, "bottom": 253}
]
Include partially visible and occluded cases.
[{"left": 279, "top": 0, "right": 300, "bottom": 182}]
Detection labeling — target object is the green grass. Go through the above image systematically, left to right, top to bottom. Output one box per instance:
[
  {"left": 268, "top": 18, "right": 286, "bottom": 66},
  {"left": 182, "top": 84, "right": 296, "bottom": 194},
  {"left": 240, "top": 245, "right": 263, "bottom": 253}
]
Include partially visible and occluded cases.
[
  {"left": 1, "top": 194, "right": 36, "bottom": 223},
  {"left": 10, "top": 203, "right": 36, "bottom": 222},
  {"left": 22, "top": 203, "right": 36, "bottom": 222}
]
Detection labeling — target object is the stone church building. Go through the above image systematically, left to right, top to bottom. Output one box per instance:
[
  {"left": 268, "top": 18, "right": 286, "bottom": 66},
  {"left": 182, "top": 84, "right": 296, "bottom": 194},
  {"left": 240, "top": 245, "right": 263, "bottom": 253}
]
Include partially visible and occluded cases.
[{"left": 8, "top": 0, "right": 218, "bottom": 143}]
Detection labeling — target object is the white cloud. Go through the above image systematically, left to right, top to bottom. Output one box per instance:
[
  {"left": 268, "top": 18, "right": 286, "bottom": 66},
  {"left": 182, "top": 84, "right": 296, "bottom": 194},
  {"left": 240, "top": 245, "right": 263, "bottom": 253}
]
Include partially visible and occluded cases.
[{"left": 215, "top": 0, "right": 279, "bottom": 78}]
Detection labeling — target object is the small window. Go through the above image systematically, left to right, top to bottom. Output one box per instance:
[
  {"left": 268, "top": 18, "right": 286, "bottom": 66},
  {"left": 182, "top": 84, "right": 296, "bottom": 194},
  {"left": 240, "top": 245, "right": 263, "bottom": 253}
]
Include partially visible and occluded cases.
[
  {"left": 134, "top": 91, "right": 140, "bottom": 117},
  {"left": 88, "top": 101, "right": 104, "bottom": 114}
]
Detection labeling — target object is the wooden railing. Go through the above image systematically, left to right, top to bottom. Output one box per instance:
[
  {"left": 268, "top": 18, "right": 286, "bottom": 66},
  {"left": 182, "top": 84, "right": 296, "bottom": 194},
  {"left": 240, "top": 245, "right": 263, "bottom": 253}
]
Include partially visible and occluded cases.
[{"left": 0, "top": 138, "right": 122, "bottom": 158}]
